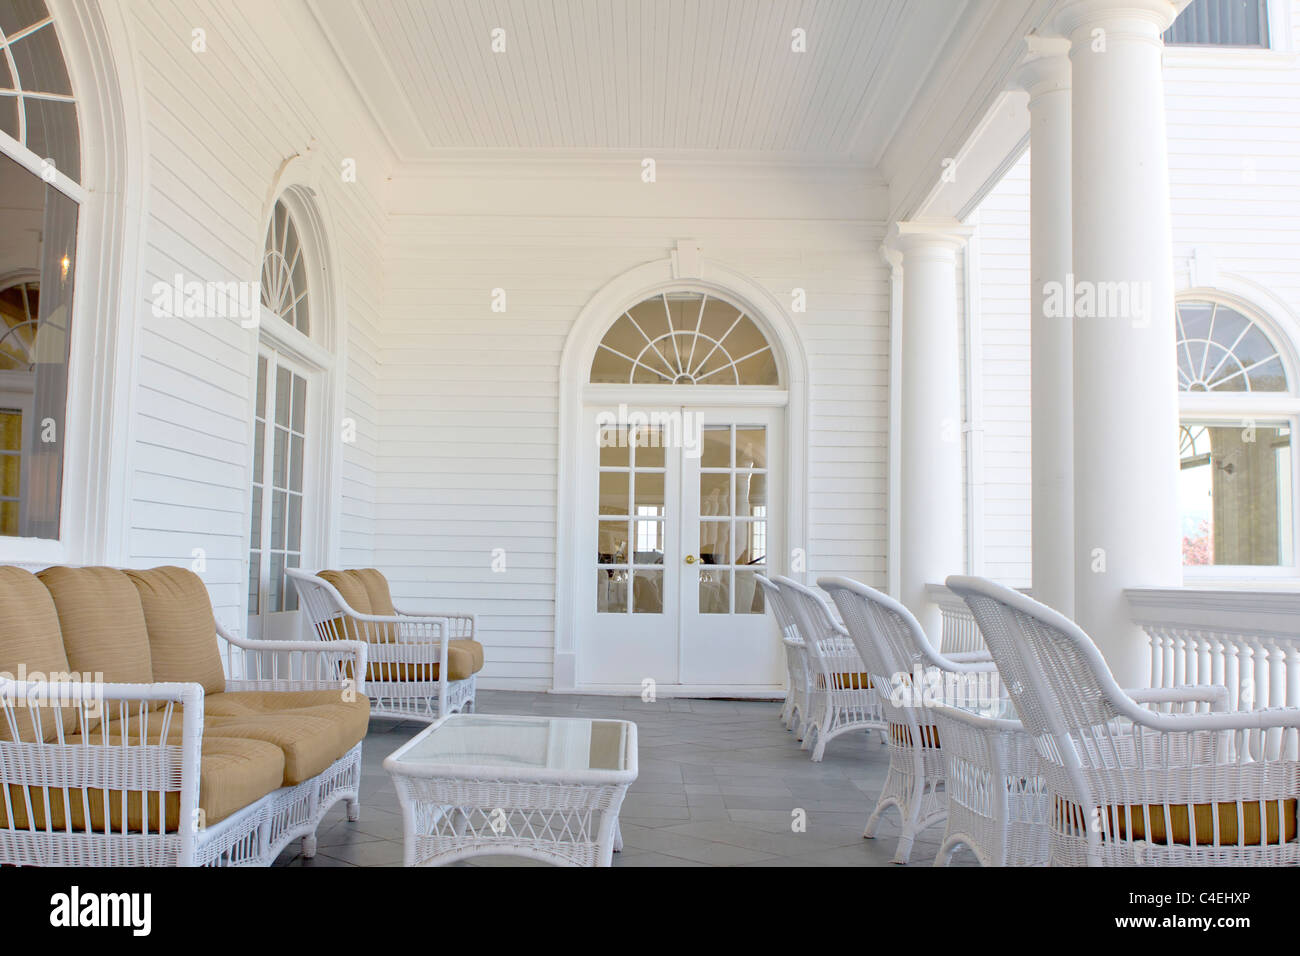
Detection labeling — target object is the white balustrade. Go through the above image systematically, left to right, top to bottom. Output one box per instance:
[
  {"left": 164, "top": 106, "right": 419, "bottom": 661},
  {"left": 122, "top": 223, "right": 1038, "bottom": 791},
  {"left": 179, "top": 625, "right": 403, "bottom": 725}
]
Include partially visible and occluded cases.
[
  {"left": 926, "top": 582, "right": 986, "bottom": 655},
  {"left": 928, "top": 583, "right": 1300, "bottom": 718},
  {"left": 1127, "top": 586, "right": 1300, "bottom": 715}
]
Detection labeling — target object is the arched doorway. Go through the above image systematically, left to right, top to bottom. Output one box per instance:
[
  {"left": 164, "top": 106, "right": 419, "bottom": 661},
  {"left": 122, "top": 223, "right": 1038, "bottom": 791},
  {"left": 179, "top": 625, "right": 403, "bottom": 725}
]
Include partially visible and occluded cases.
[{"left": 555, "top": 260, "right": 807, "bottom": 695}]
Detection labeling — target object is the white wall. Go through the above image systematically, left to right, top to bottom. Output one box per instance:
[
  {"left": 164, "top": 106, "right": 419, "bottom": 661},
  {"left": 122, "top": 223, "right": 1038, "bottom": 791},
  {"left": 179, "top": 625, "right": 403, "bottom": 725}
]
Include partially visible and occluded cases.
[
  {"left": 107, "top": 0, "right": 389, "bottom": 629},
  {"left": 969, "top": 8, "right": 1300, "bottom": 588},
  {"left": 378, "top": 163, "right": 891, "bottom": 689}
]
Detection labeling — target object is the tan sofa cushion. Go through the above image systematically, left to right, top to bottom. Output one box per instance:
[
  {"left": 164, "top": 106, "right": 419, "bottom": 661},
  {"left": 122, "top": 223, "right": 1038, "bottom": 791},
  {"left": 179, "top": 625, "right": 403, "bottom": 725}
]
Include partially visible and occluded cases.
[
  {"left": 0, "top": 566, "right": 78, "bottom": 742},
  {"left": 37, "top": 566, "right": 153, "bottom": 685},
  {"left": 124, "top": 567, "right": 225, "bottom": 695},
  {"left": 367, "top": 639, "right": 483, "bottom": 683},
  {"left": 202, "top": 690, "right": 370, "bottom": 785},
  {"left": 0, "top": 735, "right": 285, "bottom": 831}
]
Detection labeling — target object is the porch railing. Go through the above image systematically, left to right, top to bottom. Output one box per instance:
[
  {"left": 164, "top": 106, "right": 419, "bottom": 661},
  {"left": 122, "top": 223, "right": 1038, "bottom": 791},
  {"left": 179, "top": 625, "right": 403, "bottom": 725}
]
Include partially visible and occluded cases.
[
  {"left": 928, "top": 580, "right": 1300, "bottom": 713},
  {"left": 926, "top": 582, "right": 986, "bottom": 655},
  {"left": 1126, "top": 587, "right": 1300, "bottom": 713}
]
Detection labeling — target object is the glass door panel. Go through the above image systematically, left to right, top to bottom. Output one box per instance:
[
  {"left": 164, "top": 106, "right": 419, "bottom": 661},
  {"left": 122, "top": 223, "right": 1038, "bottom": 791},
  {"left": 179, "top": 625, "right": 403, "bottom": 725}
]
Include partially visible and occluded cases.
[
  {"left": 680, "top": 409, "right": 782, "bottom": 685},
  {"left": 579, "top": 412, "right": 680, "bottom": 684}
]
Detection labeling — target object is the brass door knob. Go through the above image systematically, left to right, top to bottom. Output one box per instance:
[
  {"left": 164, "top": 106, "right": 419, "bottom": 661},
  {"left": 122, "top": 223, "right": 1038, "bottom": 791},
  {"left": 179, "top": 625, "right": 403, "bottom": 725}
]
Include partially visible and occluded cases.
[{"left": 684, "top": 555, "right": 698, "bottom": 565}]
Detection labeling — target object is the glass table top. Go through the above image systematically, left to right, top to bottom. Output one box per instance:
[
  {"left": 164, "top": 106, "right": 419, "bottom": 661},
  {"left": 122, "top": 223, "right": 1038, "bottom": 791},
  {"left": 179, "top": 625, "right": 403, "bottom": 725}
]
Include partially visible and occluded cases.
[
  {"left": 939, "top": 697, "right": 1020, "bottom": 722},
  {"left": 392, "top": 714, "right": 634, "bottom": 773}
]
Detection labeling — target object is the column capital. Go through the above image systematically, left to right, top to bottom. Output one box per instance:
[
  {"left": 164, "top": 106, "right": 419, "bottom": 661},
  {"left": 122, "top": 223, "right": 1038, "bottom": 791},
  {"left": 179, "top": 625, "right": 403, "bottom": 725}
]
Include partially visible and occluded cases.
[
  {"left": 1055, "top": 0, "right": 1181, "bottom": 42},
  {"left": 1012, "top": 35, "right": 1071, "bottom": 100},
  {"left": 886, "top": 219, "right": 974, "bottom": 258},
  {"left": 879, "top": 241, "right": 903, "bottom": 276}
]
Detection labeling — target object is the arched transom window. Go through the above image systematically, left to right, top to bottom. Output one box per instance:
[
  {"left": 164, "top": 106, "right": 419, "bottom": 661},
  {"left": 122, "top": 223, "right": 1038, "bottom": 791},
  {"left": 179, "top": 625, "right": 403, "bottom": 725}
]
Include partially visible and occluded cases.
[
  {"left": 0, "top": 2, "right": 80, "bottom": 182},
  {"left": 260, "top": 199, "right": 310, "bottom": 336},
  {"left": 590, "top": 292, "right": 779, "bottom": 386},
  {"left": 1176, "top": 298, "right": 1296, "bottom": 570},
  {"left": 1177, "top": 300, "right": 1287, "bottom": 393}
]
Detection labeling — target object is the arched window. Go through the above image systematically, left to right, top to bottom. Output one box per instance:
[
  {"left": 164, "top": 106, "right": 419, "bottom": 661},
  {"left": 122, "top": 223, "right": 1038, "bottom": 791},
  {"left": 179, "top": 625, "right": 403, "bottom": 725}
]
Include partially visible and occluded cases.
[
  {"left": 0, "top": 2, "right": 80, "bottom": 541},
  {"left": 0, "top": 4, "right": 81, "bottom": 182},
  {"left": 247, "top": 195, "right": 329, "bottom": 635},
  {"left": 260, "top": 199, "right": 310, "bottom": 336},
  {"left": 590, "top": 291, "right": 779, "bottom": 386},
  {"left": 1176, "top": 298, "right": 1297, "bottom": 570},
  {"left": 1177, "top": 300, "right": 1287, "bottom": 393}
]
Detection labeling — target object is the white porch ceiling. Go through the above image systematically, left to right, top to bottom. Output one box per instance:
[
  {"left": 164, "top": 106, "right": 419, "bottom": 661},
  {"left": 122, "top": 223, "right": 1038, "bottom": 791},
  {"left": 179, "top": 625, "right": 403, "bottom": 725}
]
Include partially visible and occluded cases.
[{"left": 308, "top": 0, "right": 971, "bottom": 164}]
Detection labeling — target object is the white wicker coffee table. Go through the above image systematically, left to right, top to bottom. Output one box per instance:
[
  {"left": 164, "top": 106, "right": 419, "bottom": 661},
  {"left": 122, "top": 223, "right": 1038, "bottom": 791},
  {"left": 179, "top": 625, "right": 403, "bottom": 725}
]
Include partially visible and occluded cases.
[{"left": 384, "top": 713, "right": 638, "bottom": 867}]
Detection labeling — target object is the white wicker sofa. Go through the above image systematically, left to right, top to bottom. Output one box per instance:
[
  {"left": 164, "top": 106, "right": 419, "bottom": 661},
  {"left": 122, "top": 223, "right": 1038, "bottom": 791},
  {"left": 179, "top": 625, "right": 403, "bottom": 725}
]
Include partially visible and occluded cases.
[{"left": 0, "top": 564, "right": 369, "bottom": 867}]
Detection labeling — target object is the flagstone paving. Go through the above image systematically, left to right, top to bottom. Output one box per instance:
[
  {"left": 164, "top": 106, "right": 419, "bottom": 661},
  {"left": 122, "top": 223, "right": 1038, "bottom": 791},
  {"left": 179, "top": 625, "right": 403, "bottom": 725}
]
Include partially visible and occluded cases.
[{"left": 274, "top": 690, "right": 976, "bottom": 867}]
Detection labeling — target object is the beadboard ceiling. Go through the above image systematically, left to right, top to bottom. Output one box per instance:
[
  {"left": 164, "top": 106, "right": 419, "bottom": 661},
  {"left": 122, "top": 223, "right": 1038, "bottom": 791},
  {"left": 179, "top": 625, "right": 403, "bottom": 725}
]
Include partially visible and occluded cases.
[{"left": 308, "top": 0, "right": 970, "bottom": 164}]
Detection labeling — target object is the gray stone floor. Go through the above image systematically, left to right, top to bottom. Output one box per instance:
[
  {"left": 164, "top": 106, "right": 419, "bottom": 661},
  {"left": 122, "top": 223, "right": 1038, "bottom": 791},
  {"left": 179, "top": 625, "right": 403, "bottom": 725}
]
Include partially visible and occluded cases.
[{"left": 274, "top": 689, "right": 976, "bottom": 867}]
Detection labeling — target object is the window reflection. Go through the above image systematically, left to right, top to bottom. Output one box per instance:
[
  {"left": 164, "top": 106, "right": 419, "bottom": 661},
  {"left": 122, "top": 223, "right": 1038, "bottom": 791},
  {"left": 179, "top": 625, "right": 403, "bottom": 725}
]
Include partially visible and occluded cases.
[{"left": 1180, "top": 422, "right": 1293, "bottom": 566}]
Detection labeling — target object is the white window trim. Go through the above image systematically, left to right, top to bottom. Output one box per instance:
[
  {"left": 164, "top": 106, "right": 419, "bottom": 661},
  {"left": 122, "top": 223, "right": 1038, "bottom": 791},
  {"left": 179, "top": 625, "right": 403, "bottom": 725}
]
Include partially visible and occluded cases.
[
  {"left": 0, "top": 0, "right": 142, "bottom": 569},
  {"left": 1177, "top": 292, "right": 1300, "bottom": 582}
]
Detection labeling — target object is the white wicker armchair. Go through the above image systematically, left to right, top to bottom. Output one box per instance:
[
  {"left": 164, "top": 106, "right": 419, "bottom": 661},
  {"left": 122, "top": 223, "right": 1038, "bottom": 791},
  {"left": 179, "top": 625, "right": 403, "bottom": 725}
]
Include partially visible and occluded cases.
[
  {"left": 288, "top": 568, "right": 477, "bottom": 722},
  {"left": 947, "top": 574, "right": 1300, "bottom": 866},
  {"left": 755, "top": 575, "right": 808, "bottom": 736},
  {"left": 819, "top": 575, "right": 1000, "bottom": 863},
  {"left": 773, "top": 576, "right": 885, "bottom": 761},
  {"left": 0, "top": 623, "right": 366, "bottom": 867}
]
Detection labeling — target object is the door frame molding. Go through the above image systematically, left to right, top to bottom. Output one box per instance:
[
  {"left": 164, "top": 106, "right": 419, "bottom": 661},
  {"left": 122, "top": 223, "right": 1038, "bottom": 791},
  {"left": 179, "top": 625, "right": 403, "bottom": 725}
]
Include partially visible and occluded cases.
[{"left": 554, "top": 257, "right": 809, "bottom": 693}]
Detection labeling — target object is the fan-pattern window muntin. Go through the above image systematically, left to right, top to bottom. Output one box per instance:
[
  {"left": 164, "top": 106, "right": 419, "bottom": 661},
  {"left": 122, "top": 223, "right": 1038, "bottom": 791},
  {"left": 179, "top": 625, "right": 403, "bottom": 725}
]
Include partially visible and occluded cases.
[
  {"left": 0, "top": 1, "right": 80, "bottom": 182},
  {"left": 261, "top": 199, "right": 311, "bottom": 336},
  {"left": 0, "top": 280, "right": 38, "bottom": 370},
  {"left": 590, "top": 291, "right": 779, "bottom": 386},
  {"left": 1176, "top": 300, "right": 1288, "bottom": 393}
]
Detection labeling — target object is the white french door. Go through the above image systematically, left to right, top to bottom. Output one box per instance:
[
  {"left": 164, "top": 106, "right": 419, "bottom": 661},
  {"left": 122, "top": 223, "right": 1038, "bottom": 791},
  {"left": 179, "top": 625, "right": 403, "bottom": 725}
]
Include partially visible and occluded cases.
[
  {"left": 247, "top": 348, "right": 315, "bottom": 641},
  {"left": 577, "top": 404, "right": 783, "bottom": 689}
]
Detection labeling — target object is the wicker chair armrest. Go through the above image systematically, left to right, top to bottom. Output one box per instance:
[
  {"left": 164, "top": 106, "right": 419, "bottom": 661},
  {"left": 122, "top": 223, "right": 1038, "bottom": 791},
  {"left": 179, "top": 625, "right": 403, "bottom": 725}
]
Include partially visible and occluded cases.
[
  {"left": 393, "top": 607, "right": 475, "bottom": 630},
  {"left": 217, "top": 623, "right": 367, "bottom": 696},
  {"left": 945, "top": 649, "right": 993, "bottom": 664},
  {"left": 937, "top": 657, "right": 1000, "bottom": 674},
  {"left": 0, "top": 679, "right": 206, "bottom": 852},
  {"left": 1126, "top": 684, "right": 1229, "bottom": 713},
  {"left": 1138, "top": 704, "right": 1300, "bottom": 733}
]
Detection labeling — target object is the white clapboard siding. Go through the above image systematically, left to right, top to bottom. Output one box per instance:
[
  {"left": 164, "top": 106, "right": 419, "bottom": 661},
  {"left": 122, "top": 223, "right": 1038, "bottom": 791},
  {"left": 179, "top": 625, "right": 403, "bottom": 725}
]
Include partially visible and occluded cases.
[
  {"left": 119, "top": 0, "right": 387, "bottom": 629},
  {"left": 377, "top": 200, "right": 889, "bottom": 690}
]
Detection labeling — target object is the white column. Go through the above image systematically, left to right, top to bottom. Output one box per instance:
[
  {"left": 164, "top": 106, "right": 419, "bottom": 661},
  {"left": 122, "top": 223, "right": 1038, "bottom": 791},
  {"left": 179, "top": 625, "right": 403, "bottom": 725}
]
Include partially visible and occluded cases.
[
  {"left": 1060, "top": 0, "right": 1182, "bottom": 684},
  {"left": 1014, "top": 37, "right": 1075, "bottom": 618},
  {"left": 891, "top": 220, "right": 972, "bottom": 640}
]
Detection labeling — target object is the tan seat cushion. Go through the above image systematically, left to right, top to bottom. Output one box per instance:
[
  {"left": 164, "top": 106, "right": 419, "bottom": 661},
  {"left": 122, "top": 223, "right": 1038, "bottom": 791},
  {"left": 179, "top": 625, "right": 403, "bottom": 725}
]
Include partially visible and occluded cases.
[
  {"left": 0, "top": 566, "right": 78, "bottom": 742},
  {"left": 37, "top": 567, "right": 153, "bottom": 686},
  {"left": 124, "top": 567, "right": 225, "bottom": 695},
  {"left": 455, "top": 638, "right": 485, "bottom": 673},
  {"left": 366, "top": 639, "right": 483, "bottom": 683},
  {"left": 814, "top": 672, "right": 872, "bottom": 690},
  {"left": 202, "top": 690, "right": 370, "bottom": 785},
  {"left": 888, "top": 722, "right": 941, "bottom": 749},
  {"left": 0, "top": 735, "right": 285, "bottom": 831},
  {"left": 1075, "top": 799, "right": 1299, "bottom": 847}
]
